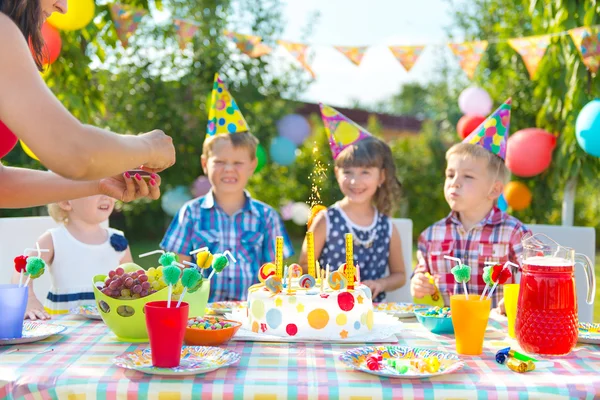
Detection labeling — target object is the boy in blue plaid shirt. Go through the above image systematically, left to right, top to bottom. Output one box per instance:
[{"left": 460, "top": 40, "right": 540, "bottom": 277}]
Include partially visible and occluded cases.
[{"left": 160, "top": 74, "right": 293, "bottom": 302}]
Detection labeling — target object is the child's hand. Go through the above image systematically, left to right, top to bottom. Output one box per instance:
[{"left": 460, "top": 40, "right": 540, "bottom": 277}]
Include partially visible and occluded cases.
[
  {"left": 410, "top": 272, "right": 436, "bottom": 298},
  {"left": 362, "top": 280, "right": 386, "bottom": 299},
  {"left": 25, "top": 298, "right": 50, "bottom": 321},
  {"left": 494, "top": 298, "right": 506, "bottom": 316}
]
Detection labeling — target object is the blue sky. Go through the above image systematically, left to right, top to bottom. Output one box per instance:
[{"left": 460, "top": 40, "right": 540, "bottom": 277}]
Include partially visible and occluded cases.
[{"left": 275, "top": 0, "right": 465, "bottom": 107}]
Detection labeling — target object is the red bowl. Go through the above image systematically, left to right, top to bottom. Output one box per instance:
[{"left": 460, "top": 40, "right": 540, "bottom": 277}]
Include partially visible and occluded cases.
[{"left": 184, "top": 316, "right": 242, "bottom": 346}]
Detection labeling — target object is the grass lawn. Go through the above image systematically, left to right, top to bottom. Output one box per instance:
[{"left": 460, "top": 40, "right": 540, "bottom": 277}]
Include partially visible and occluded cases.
[{"left": 130, "top": 238, "right": 600, "bottom": 320}]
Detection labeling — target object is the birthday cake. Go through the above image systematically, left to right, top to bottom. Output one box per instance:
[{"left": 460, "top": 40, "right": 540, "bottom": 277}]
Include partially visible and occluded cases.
[{"left": 246, "top": 233, "right": 375, "bottom": 339}]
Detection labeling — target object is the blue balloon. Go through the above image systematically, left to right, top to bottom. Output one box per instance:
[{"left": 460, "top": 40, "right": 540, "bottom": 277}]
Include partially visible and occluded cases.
[
  {"left": 576, "top": 99, "right": 600, "bottom": 158},
  {"left": 276, "top": 114, "right": 311, "bottom": 145},
  {"left": 269, "top": 137, "right": 297, "bottom": 166},
  {"left": 161, "top": 186, "right": 193, "bottom": 217},
  {"left": 498, "top": 193, "right": 508, "bottom": 212}
]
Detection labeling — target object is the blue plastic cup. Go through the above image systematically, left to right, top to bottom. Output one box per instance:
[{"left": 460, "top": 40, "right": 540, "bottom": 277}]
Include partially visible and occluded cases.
[{"left": 0, "top": 284, "right": 29, "bottom": 339}]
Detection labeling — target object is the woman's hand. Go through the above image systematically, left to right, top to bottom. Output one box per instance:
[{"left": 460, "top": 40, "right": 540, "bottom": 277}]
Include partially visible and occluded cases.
[
  {"left": 138, "top": 130, "right": 176, "bottom": 172},
  {"left": 98, "top": 172, "right": 162, "bottom": 202}
]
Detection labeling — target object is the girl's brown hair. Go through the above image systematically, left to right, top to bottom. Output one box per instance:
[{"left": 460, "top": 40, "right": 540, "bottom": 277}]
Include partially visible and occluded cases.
[
  {"left": 0, "top": 0, "right": 45, "bottom": 70},
  {"left": 335, "top": 136, "right": 402, "bottom": 216}
]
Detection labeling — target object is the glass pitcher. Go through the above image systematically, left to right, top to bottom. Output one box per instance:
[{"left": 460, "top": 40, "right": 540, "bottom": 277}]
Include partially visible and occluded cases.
[{"left": 515, "top": 233, "right": 596, "bottom": 356}]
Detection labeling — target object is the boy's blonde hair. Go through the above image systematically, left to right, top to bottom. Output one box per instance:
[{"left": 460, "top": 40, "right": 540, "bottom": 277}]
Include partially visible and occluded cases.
[
  {"left": 202, "top": 132, "right": 259, "bottom": 159},
  {"left": 335, "top": 136, "right": 402, "bottom": 216},
  {"left": 446, "top": 143, "right": 510, "bottom": 184},
  {"left": 47, "top": 203, "right": 68, "bottom": 223}
]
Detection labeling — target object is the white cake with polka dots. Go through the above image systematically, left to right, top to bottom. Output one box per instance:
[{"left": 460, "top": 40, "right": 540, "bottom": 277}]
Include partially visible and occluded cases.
[{"left": 246, "top": 282, "right": 374, "bottom": 339}]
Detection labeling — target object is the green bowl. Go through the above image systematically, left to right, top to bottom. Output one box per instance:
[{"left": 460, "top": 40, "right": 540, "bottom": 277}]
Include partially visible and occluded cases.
[{"left": 92, "top": 268, "right": 211, "bottom": 342}]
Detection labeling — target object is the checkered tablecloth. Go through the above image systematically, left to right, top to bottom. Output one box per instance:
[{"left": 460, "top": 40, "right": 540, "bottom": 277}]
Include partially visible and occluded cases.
[{"left": 1, "top": 314, "right": 599, "bottom": 399}]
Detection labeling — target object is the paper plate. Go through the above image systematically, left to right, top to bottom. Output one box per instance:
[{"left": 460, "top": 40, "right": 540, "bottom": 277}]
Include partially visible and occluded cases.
[
  {"left": 206, "top": 301, "right": 247, "bottom": 315},
  {"left": 374, "top": 302, "right": 428, "bottom": 318},
  {"left": 69, "top": 305, "right": 102, "bottom": 320},
  {"left": 0, "top": 321, "right": 67, "bottom": 345},
  {"left": 578, "top": 322, "right": 600, "bottom": 345},
  {"left": 113, "top": 346, "right": 240, "bottom": 376},
  {"left": 339, "top": 346, "right": 464, "bottom": 378}
]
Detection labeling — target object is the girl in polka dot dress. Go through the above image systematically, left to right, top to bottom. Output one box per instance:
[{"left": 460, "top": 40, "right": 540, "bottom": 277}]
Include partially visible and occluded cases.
[{"left": 299, "top": 126, "right": 407, "bottom": 303}]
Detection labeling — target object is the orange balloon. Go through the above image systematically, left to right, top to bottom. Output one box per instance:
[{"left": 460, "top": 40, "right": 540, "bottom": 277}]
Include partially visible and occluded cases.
[{"left": 503, "top": 181, "right": 532, "bottom": 211}]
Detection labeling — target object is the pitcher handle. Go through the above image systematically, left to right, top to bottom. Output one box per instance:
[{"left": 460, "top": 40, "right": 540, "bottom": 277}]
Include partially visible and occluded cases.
[{"left": 575, "top": 253, "right": 596, "bottom": 305}]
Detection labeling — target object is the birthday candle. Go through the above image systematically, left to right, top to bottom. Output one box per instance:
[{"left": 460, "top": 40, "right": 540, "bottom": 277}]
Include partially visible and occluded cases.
[
  {"left": 306, "top": 232, "right": 316, "bottom": 278},
  {"left": 345, "top": 233, "right": 355, "bottom": 290},
  {"left": 275, "top": 236, "right": 283, "bottom": 278},
  {"left": 287, "top": 263, "right": 292, "bottom": 294},
  {"left": 320, "top": 269, "right": 324, "bottom": 294}
]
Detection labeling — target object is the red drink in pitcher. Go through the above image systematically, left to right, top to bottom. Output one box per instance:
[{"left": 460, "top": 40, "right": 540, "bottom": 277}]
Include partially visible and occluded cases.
[
  {"left": 515, "top": 234, "right": 595, "bottom": 356},
  {"left": 515, "top": 257, "right": 578, "bottom": 355}
]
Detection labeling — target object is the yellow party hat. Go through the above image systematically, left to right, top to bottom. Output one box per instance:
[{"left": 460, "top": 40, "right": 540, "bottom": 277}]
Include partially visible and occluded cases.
[{"left": 207, "top": 73, "right": 250, "bottom": 136}]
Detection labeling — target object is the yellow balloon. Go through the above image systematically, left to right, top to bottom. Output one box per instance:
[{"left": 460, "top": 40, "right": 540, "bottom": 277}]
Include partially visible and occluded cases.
[
  {"left": 47, "top": 0, "right": 95, "bottom": 31},
  {"left": 20, "top": 140, "right": 39, "bottom": 161}
]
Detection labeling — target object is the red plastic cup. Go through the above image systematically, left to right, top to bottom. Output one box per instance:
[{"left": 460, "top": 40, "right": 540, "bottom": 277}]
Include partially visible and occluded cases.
[{"left": 144, "top": 300, "right": 189, "bottom": 368}]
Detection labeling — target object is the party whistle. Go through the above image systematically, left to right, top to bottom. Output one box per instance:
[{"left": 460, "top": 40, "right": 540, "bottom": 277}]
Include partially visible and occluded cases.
[
  {"left": 413, "top": 272, "right": 445, "bottom": 307},
  {"left": 495, "top": 347, "right": 537, "bottom": 364},
  {"left": 496, "top": 347, "right": 553, "bottom": 372},
  {"left": 506, "top": 358, "right": 554, "bottom": 373}
]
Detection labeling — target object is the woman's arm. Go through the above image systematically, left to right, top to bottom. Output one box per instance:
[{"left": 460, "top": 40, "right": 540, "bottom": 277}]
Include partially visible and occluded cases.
[
  {"left": 0, "top": 15, "right": 174, "bottom": 180},
  {"left": 0, "top": 164, "right": 162, "bottom": 208}
]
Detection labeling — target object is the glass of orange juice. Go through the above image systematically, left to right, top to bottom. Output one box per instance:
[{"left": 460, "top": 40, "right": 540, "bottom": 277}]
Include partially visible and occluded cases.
[
  {"left": 503, "top": 284, "right": 519, "bottom": 338},
  {"left": 450, "top": 295, "right": 491, "bottom": 355}
]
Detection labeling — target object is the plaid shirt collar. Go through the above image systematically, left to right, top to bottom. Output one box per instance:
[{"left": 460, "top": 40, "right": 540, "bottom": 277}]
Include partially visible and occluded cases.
[
  {"left": 200, "top": 190, "right": 260, "bottom": 217},
  {"left": 447, "top": 206, "right": 505, "bottom": 228}
]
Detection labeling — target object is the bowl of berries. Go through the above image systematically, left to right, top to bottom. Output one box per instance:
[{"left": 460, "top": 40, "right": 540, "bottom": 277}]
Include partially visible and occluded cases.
[
  {"left": 92, "top": 263, "right": 170, "bottom": 342},
  {"left": 414, "top": 307, "right": 454, "bottom": 334},
  {"left": 184, "top": 316, "right": 242, "bottom": 346}
]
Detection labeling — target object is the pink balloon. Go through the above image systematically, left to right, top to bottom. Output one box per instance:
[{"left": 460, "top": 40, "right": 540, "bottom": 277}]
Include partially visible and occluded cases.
[
  {"left": 458, "top": 87, "right": 492, "bottom": 116},
  {"left": 506, "top": 128, "right": 556, "bottom": 177},
  {"left": 191, "top": 175, "right": 212, "bottom": 198}
]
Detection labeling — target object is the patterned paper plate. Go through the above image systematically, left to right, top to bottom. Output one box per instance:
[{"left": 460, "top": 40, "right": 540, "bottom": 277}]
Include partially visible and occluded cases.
[
  {"left": 206, "top": 301, "right": 247, "bottom": 315},
  {"left": 374, "top": 302, "right": 428, "bottom": 318},
  {"left": 69, "top": 305, "right": 102, "bottom": 320},
  {"left": 0, "top": 321, "right": 67, "bottom": 345},
  {"left": 578, "top": 323, "right": 600, "bottom": 345},
  {"left": 113, "top": 346, "right": 240, "bottom": 376},
  {"left": 340, "top": 346, "right": 464, "bottom": 379}
]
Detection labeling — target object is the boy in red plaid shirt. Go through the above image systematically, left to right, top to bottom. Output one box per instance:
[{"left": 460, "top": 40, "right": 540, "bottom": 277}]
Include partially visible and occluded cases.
[{"left": 410, "top": 99, "right": 530, "bottom": 310}]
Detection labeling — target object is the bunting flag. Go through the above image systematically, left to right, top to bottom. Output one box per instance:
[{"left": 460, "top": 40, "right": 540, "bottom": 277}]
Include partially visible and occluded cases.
[
  {"left": 109, "top": 3, "right": 147, "bottom": 47},
  {"left": 173, "top": 19, "right": 199, "bottom": 50},
  {"left": 569, "top": 26, "right": 600, "bottom": 74},
  {"left": 224, "top": 30, "right": 272, "bottom": 58},
  {"left": 507, "top": 35, "right": 551, "bottom": 79},
  {"left": 278, "top": 40, "right": 316, "bottom": 78},
  {"left": 448, "top": 40, "right": 488, "bottom": 79},
  {"left": 248, "top": 42, "right": 273, "bottom": 58},
  {"left": 388, "top": 45, "right": 425, "bottom": 72},
  {"left": 334, "top": 46, "right": 368, "bottom": 66}
]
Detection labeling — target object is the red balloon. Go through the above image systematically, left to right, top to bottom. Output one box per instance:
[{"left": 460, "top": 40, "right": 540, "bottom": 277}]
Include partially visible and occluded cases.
[
  {"left": 39, "top": 22, "right": 61, "bottom": 65},
  {"left": 457, "top": 115, "right": 486, "bottom": 139},
  {"left": 0, "top": 120, "right": 18, "bottom": 159},
  {"left": 506, "top": 128, "right": 556, "bottom": 177}
]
